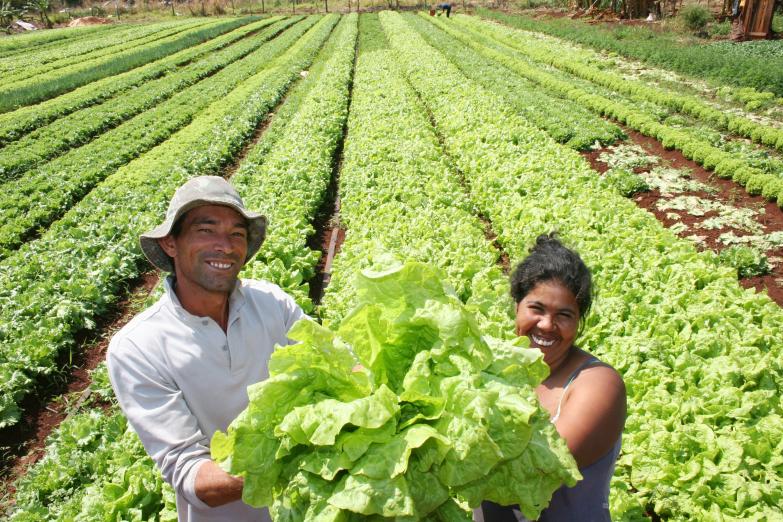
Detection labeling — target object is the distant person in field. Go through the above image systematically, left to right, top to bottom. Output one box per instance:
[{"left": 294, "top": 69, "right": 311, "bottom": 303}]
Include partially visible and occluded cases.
[
  {"left": 437, "top": 1, "right": 453, "bottom": 17},
  {"left": 107, "top": 176, "right": 305, "bottom": 522},
  {"left": 476, "top": 233, "right": 626, "bottom": 522}
]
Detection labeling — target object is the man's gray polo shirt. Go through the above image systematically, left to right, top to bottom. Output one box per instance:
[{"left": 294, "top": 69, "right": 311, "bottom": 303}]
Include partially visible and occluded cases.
[{"left": 107, "top": 277, "right": 305, "bottom": 521}]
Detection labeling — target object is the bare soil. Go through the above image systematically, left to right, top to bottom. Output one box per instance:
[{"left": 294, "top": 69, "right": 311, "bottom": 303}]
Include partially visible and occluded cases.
[
  {"left": 68, "top": 16, "right": 113, "bottom": 26},
  {"left": 583, "top": 127, "right": 783, "bottom": 307},
  {"left": 308, "top": 186, "right": 344, "bottom": 305},
  {"left": 477, "top": 212, "right": 511, "bottom": 273},
  {"left": 317, "top": 225, "right": 346, "bottom": 296}
]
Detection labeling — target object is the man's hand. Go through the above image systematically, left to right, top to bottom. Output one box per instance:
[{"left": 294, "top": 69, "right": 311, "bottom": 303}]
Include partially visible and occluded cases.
[{"left": 194, "top": 460, "right": 244, "bottom": 507}]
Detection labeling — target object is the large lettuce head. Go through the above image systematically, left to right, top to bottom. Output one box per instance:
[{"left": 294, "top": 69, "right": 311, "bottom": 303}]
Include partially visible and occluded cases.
[{"left": 212, "top": 260, "right": 580, "bottom": 520}]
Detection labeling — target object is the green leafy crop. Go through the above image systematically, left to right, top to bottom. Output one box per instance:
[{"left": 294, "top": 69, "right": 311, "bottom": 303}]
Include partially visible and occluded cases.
[
  {"left": 603, "top": 168, "right": 650, "bottom": 197},
  {"left": 718, "top": 245, "right": 770, "bottom": 278},
  {"left": 212, "top": 261, "right": 580, "bottom": 521}
]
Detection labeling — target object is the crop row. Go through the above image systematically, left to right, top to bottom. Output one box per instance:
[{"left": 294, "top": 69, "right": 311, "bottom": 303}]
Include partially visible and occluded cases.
[
  {"left": 477, "top": 8, "right": 783, "bottom": 98},
  {"left": 382, "top": 11, "right": 783, "bottom": 519},
  {"left": 221, "top": 13, "right": 346, "bottom": 178},
  {"left": 236, "top": 13, "right": 358, "bottom": 312},
  {"left": 321, "top": 13, "right": 507, "bottom": 335},
  {"left": 407, "top": 13, "right": 622, "bottom": 151},
  {"left": 0, "top": 14, "right": 339, "bottom": 430},
  {"left": 0, "top": 16, "right": 256, "bottom": 113},
  {"left": 430, "top": 16, "right": 677, "bottom": 119},
  {"left": 459, "top": 16, "right": 783, "bottom": 153},
  {"left": 0, "top": 17, "right": 308, "bottom": 260},
  {"left": 0, "top": 17, "right": 288, "bottom": 181},
  {"left": 0, "top": 17, "right": 286, "bottom": 146},
  {"left": 434, "top": 17, "right": 783, "bottom": 207},
  {"left": 1, "top": 18, "right": 214, "bottom": 83},
  {"left": 8, "top": 18, "right": 358, "bottom": 520},
  {"left": 0, "top": 24, "right": 116, "bottom": 57}
]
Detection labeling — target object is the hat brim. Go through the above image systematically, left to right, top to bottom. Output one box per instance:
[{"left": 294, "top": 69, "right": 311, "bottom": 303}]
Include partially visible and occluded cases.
[{"left": 139, "top": 199, "right": 267, "bottom": 273}]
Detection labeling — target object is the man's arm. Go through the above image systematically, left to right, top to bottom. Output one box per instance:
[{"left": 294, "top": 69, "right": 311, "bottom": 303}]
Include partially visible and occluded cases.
[{"left": 194, "top": 460, "right": 244, "bottom": 507}]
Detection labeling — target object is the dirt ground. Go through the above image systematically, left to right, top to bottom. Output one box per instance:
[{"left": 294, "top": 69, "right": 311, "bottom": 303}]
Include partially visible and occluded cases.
[{"left": 68, "top": 16, "right": 113, "bottom": 26}]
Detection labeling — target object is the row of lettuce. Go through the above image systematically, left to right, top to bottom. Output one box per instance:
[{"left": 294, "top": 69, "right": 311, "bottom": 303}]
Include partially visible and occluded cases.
[
  {"left": 477, "top": 8, "right": 783, "bottom": 98},
  {"left": 234, "top": 10, "right": 358, "bottom": 311},
  {"left": 6, "top": 11, "right": 783, "bottom": 521},
  {"left": 321, "top": 13, "right": 508, "bottom": 333},
  {"left": 404, "top": 13, "right": 624, "bottom": 152},
  {"left": 0, "top": 17, "right": 257, "bottom": 113}
]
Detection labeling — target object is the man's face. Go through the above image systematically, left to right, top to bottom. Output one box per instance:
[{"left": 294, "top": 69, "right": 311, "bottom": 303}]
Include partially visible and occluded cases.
[{"left": 158, "top": 205, "right": 249, "bottom": 296}]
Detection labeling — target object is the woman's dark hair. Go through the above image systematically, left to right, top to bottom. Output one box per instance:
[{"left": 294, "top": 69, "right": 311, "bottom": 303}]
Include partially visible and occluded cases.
[{"left": 510, "top": 233, "right": 593, "bottom": 319}]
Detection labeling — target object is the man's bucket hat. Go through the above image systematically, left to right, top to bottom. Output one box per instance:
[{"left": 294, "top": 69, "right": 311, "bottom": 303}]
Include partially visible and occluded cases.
[{"left": 140, "top": 176, "right": 267, "bottom": 273}]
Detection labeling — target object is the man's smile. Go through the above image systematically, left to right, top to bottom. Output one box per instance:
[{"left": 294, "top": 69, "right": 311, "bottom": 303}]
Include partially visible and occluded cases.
[{"left": 206, "top": 260, "right": 234, "bottom": 270}]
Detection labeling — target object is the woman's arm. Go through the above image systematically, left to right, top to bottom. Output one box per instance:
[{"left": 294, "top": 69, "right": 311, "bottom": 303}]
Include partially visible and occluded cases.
[{"left": 553, "top": 365, "right": 626, "bottom": 469}]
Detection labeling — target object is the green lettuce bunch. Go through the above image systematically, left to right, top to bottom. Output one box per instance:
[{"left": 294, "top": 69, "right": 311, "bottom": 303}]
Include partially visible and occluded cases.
[{"left": 212, "top": 261, "right": 580, "bottom": 520}]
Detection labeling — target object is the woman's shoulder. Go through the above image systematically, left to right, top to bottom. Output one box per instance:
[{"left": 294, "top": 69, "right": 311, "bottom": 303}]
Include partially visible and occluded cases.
[
  {"left": 573, "top": 351, "right": 624, "bottom": 385},
  {"left": 565, "top": 352, "right": 626, "bottom": 431},
  {"left": 571, "top": 353, "right": 625, "bottom": 400}
]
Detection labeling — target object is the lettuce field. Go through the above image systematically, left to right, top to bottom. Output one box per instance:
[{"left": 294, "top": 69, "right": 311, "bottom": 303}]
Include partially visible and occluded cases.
[{"left": 1, "top": 10, "right": 782, "bottom": 521}]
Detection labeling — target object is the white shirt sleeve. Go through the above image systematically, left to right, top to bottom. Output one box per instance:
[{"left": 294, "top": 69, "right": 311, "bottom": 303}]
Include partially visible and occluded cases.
[
  {"left": 257, "top": 280, "right": 307, "bottom": 337},
  {"left": 283, "top": 292, "right": 307, "bottom": 333},
  {"left": 107, "top": 336, "right": 211, "bottom": 510}
]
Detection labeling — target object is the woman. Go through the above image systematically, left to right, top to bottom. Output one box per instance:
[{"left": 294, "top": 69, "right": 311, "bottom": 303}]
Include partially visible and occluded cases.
[{"left": 478, "top": 234, "right": 626, "bottom": 522}]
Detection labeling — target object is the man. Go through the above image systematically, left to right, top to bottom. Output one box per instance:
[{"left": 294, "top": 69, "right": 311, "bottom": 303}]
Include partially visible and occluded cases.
[
  {"left": 437, "top": 1, "right": 453, "bottom": 17},
  {"left": 108, "top": 176, "right": 305, "bottom": 521}
]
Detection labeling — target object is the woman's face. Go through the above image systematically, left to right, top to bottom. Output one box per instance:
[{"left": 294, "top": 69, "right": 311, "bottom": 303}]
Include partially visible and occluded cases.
[{"left": 515, "top": 280, "right": 581, "bottom": 364}]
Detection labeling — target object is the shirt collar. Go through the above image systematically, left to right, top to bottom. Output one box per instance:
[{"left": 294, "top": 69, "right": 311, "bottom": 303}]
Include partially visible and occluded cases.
[{"left": 162, "top": 276, "right": 247, "bottom": 325}]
